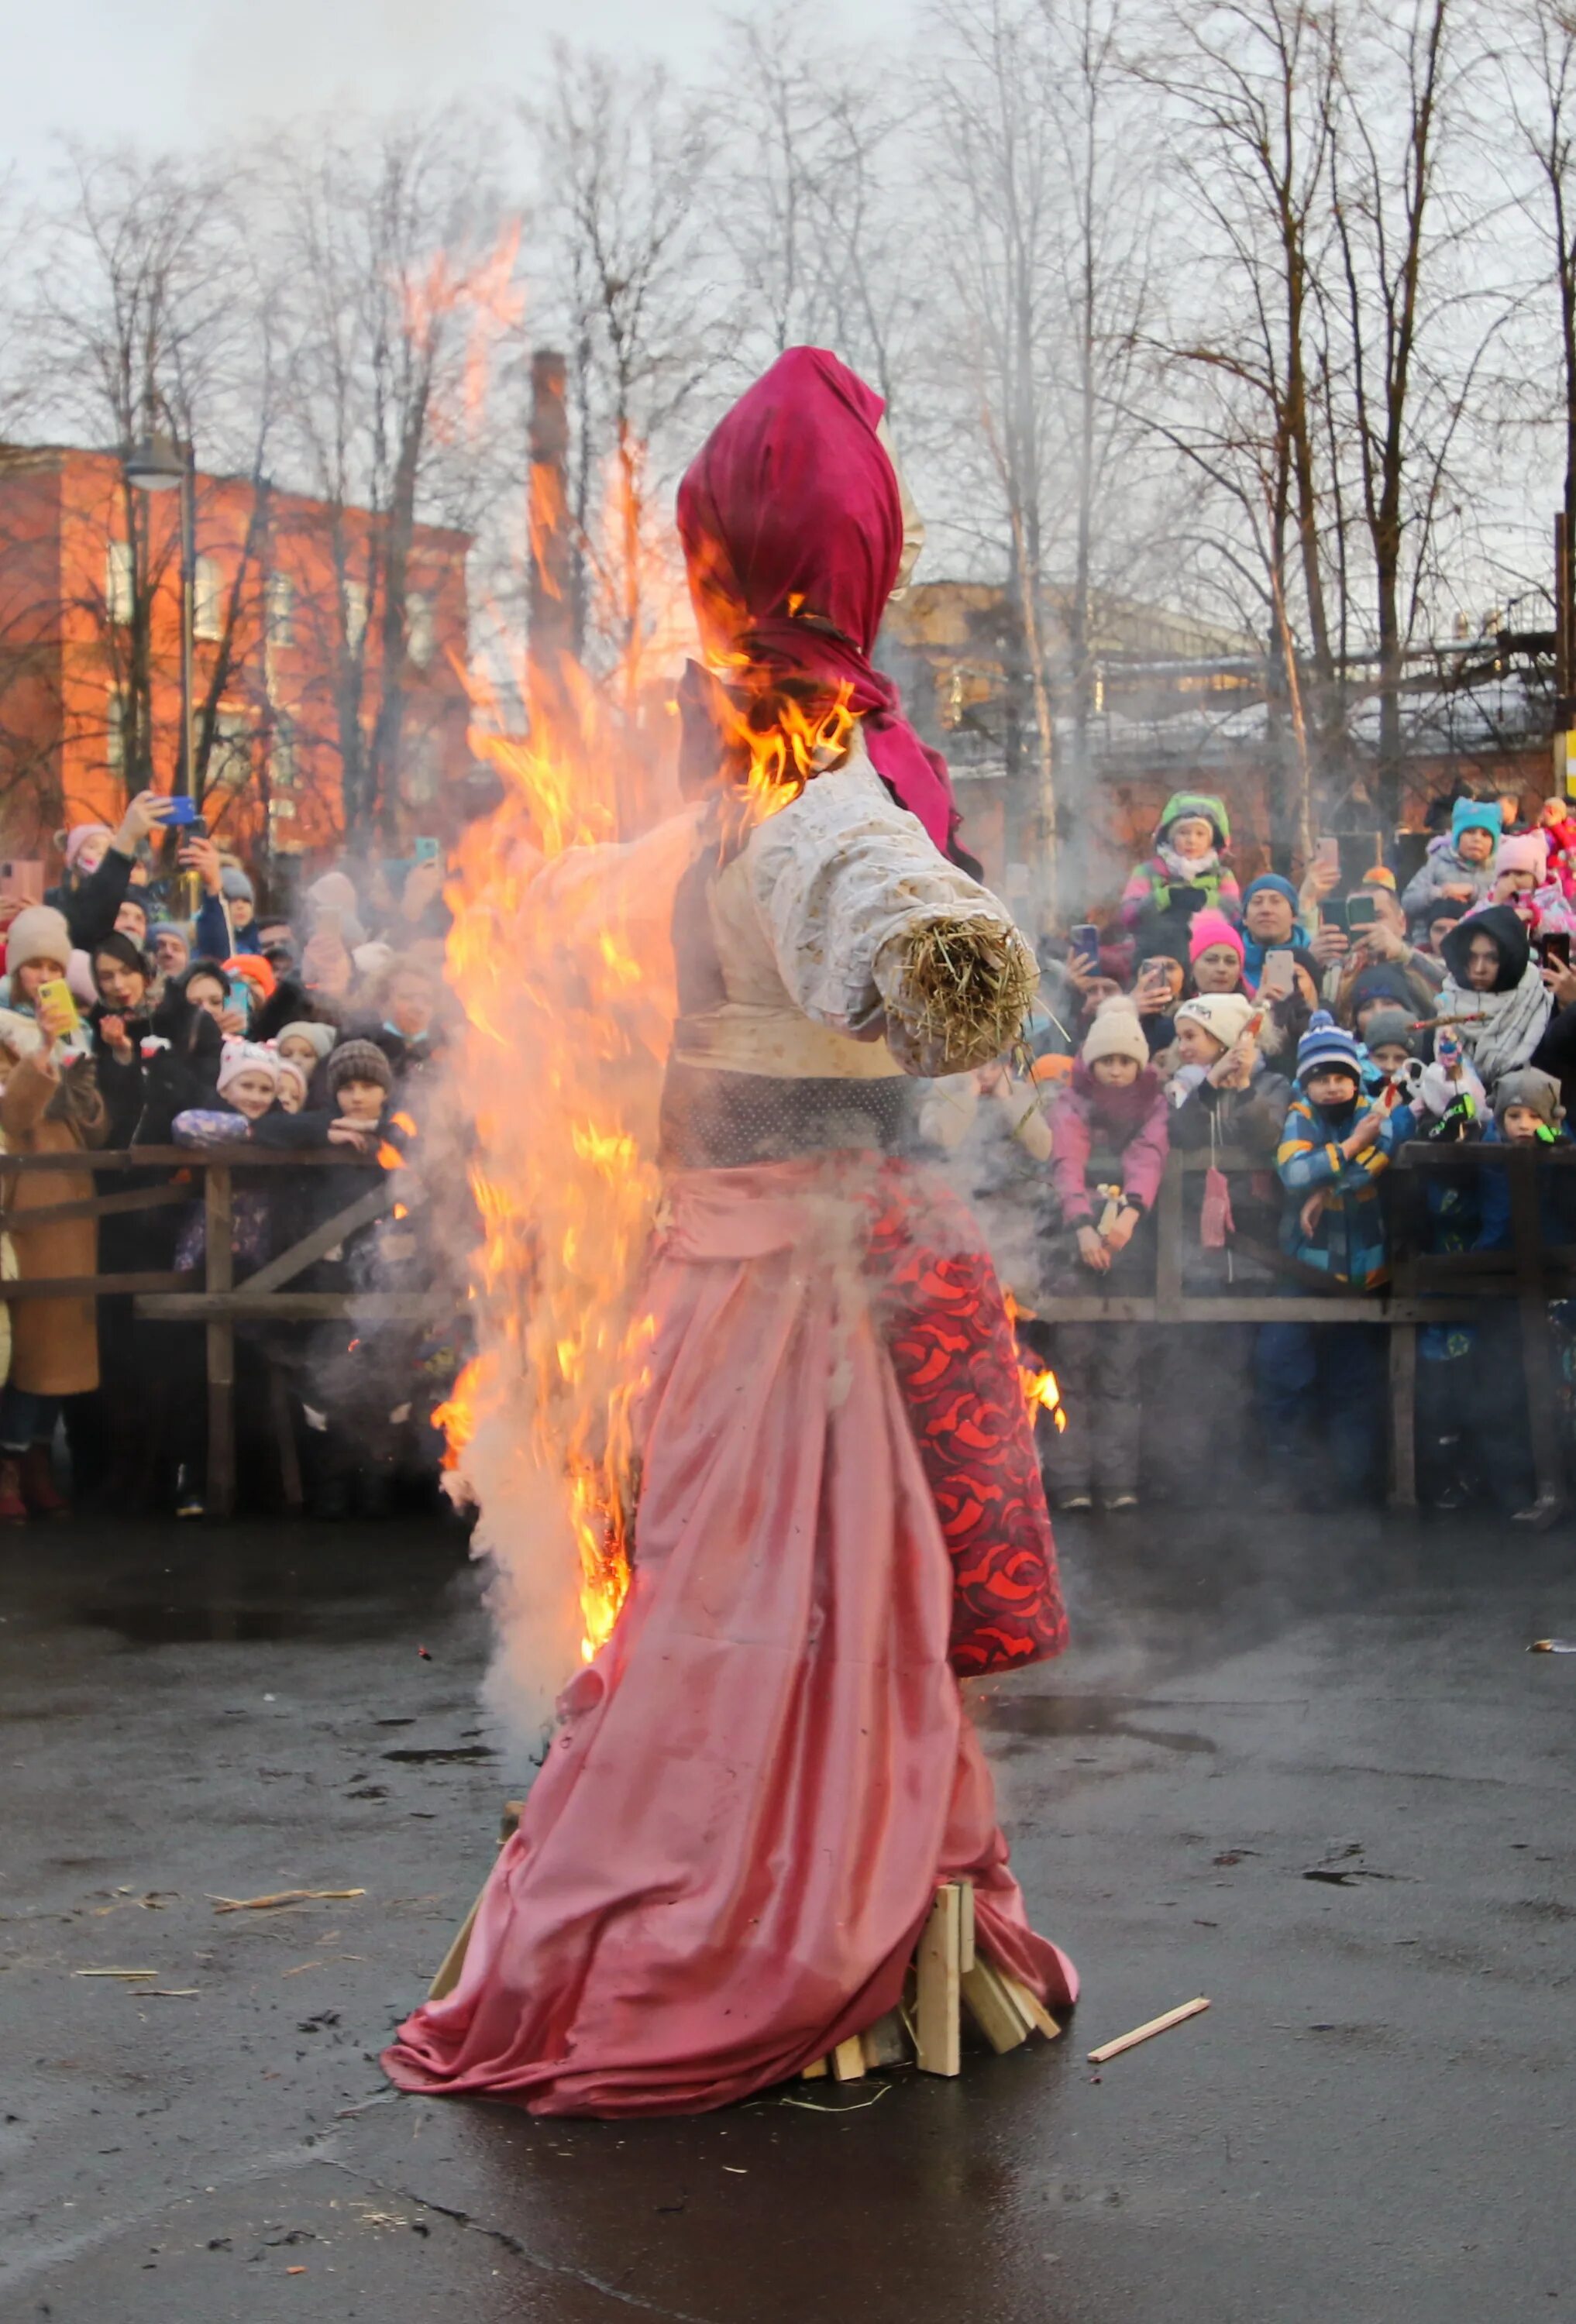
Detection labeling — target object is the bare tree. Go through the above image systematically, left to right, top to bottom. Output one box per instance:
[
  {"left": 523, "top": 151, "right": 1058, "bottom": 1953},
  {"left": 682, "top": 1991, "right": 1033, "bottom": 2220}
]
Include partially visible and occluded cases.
[
  {"left": 924, "top": 0, "right": 1066, "bottom": 920},
  {"left": 1037, "top": 0, "right": 1164, "bottom": 830},
  {"left": 1138, "top": 0, "right": 1347, "bottom": 857},
  {"left": 1326, "top": 0, "right": 1499, "bottom": 823},
  {"left": 1497, "top": 0, "right": 1576, "bottom": 683},
  {"left": 711, "top": 5, "right": 923, "bottom": 415},
  {"left": 526, "top": 46, "right": 720, "bottom": 727},
  {"left": 264, "top": 105, "right": 521, "bottom": 847},
  {"left": 14, "top": 144, "right": 266, "bottom": 807}
]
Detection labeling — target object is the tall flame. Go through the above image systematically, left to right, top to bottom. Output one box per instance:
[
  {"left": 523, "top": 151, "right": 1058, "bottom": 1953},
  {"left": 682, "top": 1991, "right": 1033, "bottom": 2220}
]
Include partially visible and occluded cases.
[{"left": 439, "top": 656, "right": 682, "bottom": 1667}]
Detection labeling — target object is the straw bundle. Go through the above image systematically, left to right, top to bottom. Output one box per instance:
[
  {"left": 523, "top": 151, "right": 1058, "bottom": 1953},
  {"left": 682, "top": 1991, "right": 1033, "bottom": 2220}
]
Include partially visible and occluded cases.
[{"left": 888, "top": 916, "right": 1039, "bottom": 1075}]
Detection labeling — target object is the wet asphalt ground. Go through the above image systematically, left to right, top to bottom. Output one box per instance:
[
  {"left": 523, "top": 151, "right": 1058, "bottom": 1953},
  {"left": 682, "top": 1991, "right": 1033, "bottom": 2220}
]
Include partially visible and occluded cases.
[{"left": 1, "top": 1502, "right": 1573, "bottom": 2324}]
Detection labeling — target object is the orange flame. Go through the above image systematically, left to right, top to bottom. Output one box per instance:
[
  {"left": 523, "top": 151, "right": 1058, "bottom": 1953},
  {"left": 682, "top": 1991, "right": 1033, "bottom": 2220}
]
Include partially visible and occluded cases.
[
  {"left": 440, "top": 647, "right": 682, "bottom": 1665},
  {"left": 708, "top": 670, "right": 857, "bottom": 838},
  {"left": 376, "top": 1141, "right": 404, "bottom": 1171},
  {"left": 1003, "top": 1290, "right": 1068, "bottom": 1432},
  {"left": 1020, "top": 1363, "right": 1068, "bottom": 1432}
]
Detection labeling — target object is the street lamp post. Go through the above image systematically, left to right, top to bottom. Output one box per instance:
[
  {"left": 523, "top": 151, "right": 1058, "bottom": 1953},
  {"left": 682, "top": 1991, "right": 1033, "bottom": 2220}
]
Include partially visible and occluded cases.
[{"left": 123, "top": 429, "right": 197, "bottom": 801}]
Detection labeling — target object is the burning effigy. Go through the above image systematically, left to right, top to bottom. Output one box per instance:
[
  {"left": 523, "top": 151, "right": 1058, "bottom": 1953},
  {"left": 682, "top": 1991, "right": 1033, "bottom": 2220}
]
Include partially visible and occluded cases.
[{"left": 383, "top": 349, "right": 1076, "bottom": 2116}]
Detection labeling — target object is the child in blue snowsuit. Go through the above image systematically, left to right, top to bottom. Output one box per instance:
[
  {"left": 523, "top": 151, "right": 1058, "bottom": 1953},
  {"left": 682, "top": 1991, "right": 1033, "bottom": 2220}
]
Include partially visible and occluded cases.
[{"left": 1259, "top": 1012, "right": 1415, "bottom": 1500}]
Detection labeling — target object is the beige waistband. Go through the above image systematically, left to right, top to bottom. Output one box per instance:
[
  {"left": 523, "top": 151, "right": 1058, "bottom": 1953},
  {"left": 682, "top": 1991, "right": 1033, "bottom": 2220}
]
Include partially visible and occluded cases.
[{"left": 671, "top": 1008, "right": 904, "bottom": 1081}]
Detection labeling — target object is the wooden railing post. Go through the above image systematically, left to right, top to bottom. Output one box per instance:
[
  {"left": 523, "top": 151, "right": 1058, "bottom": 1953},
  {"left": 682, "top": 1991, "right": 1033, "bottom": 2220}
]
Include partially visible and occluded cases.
[
  {"left": 1507, "top": 1145, "right": 1565, "bottom": 1517},
  {"left": 1154, "top": 1155, "right": 1183, "bottom": 1323},
  {"left": 205, "top": 1161, "right": 236, "bottom": 1520}
]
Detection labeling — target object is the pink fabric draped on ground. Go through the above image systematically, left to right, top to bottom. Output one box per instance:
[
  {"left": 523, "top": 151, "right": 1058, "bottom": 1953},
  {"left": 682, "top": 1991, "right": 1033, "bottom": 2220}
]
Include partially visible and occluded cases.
[{"left": 383, "top": 1157, "right": 1075, "bottom": 2116}]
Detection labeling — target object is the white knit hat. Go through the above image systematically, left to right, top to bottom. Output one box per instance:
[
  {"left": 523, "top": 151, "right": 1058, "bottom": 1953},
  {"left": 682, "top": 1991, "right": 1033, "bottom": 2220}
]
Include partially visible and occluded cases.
[
  {"left": 5, "top": 904, "right": 72, "bottom": 974},
  {"left": 1175, "top": 992, "right": 1255, "bottom": 1054},
  {"left": 1082, "top": 997, "right": 1150, "bottom": 1070},
  {"left": 216, "top": 1037, "right": 281, "bottom": 1098}
]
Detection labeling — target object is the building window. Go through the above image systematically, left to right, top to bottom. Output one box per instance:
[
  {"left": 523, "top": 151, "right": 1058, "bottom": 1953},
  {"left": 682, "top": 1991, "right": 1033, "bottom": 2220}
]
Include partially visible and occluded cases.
[
  {"left": 106, "top": 541, "right": 135, "bottom": 626},
  {"left": 194, "top": 555, "right": 225, "bottom": 642},
  {"left": 267, "top": 575, "right": 294, "bottom": 650},
  {"left": 343, "top": 579, "right": 369, "bottom": 653},
  {"left": 405, "top": 590, "right": 435, "bottom": 669},
  {"left": 105, "top": 693, "right": 130, "bottom": 772},
  {"left": 208, "top": 705, "right": 251, "bottom": 792},
  {"left": 403, "top": 727, "right": 442, "bottom": 806},
  {"left": 269, "top": 731, "right": 298, "bottom": 791}
]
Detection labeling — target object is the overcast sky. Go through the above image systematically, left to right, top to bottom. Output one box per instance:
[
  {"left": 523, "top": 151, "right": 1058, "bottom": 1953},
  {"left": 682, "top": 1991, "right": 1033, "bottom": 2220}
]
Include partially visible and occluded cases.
[{"left": 3, "top": 0, "right": 910, "bottom": 187}]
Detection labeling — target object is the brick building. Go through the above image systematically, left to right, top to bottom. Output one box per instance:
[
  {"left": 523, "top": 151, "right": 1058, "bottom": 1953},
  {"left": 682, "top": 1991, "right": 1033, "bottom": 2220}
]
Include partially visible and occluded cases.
[{"left": 0, "top": 443, "right": 474, "bottom": 875}]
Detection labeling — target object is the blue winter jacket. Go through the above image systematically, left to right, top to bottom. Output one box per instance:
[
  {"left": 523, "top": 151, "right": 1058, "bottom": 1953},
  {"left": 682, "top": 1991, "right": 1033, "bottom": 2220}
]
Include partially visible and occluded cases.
[{"left": 1276, "top": 1091, "right": 1416, "bottom": 1288}]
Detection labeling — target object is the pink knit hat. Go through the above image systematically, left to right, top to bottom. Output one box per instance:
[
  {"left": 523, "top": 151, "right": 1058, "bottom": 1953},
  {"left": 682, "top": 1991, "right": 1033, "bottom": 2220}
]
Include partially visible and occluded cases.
[
  {"left": 63, "top": 822, "right": 112, "bottom": 873},
  {"left": 1496, "top": 831, "right": 1549, "bottom": 878},
  {"left": 1188, "top": 906, "right": 1245, "bottom": 964}
]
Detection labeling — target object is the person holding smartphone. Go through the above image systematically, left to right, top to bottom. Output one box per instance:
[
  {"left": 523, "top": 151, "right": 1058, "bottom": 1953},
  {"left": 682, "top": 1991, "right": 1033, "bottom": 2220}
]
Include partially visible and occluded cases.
[{"left": 43, "top": 790, "right": 174, "bottom": 954}]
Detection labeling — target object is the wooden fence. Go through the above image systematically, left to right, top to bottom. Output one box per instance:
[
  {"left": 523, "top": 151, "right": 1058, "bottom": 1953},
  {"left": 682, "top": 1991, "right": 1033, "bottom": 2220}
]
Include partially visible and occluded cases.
[
  {"left": 2, "top": 1138, "right": 1570, "bottom": 1520},
  {"left": 1031, "top": 1141, "right": 1576, "bottom": 1520},
  {"left": 0, "top": 1145, "right": 432, "bottom": 1519}
]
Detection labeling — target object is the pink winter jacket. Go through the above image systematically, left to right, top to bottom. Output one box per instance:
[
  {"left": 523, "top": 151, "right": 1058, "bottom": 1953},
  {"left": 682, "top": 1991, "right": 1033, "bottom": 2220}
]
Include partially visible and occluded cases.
[{"left": 1048, "top": 1062, "right": 1170, "bottom": 1223}]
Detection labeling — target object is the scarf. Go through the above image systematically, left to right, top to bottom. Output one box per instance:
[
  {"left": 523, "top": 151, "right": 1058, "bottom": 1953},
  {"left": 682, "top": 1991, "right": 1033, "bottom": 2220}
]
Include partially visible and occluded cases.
[
  {"left": 1157, "top": 842, "right": 1220, "bottom": 888},
  {"left": 1438, "top": 961, "right": 1552, "bottom": 1084}
]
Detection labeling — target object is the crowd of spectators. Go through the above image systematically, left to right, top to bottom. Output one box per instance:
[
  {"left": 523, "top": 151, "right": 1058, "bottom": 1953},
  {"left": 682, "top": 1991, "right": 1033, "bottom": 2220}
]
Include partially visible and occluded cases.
[
  {"left": 4, "top": 775, "right": 1575, "bottom": 1532},
  {"left": 935, "top": 782, "right": 1576, "bottom": 1521},
  {"left": 0, "top": 792, "right": 459, "bottom": 1523}
]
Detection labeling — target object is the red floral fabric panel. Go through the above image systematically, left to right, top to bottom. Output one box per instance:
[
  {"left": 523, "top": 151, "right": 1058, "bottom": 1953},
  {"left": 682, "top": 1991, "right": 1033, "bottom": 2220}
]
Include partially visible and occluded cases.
[{"left": 865, "top": 1165, "right": 1068, "bottom": 1678}]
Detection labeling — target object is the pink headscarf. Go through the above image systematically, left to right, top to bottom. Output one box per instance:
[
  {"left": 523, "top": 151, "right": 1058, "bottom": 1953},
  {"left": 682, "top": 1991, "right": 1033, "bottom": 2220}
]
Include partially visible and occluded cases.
[{"left": 676, "top": 349, "right": 959, "bottom": 859}]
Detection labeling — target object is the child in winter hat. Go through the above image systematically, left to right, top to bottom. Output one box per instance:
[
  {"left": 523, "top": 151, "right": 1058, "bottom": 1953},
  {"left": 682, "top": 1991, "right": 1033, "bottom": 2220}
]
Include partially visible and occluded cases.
[
  {"left": 1119, "top": 789, "right": 1241, "bottom": 930},
  {"left": 1080, "top": 995, "right": 1150, "bottom": 1074},
  {"left": 1045, "top": 998, "right": 1170, "bottom": 1511},
  {"left": 1295, "top": 1009, "right": 1365, "bottom": 1089},
  {"left": 215, "top": 1038, "right": 282, "bottom": 1120},
  {"left": 325, "top": 1039, "right": 394, "bottom": 1129},
  {"left": 1492, "top": 1065, "right": 1565, "bottom": 1141}
]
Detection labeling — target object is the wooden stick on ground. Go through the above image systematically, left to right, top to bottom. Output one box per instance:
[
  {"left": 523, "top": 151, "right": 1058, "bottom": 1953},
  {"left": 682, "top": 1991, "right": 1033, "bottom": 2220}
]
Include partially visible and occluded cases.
[
  {"left": 209, "top": 1889, "right": 366, "bottom": 1913},
  {"left": 1087, "top": 1996, "right": 1210, "bottom": 2064}
]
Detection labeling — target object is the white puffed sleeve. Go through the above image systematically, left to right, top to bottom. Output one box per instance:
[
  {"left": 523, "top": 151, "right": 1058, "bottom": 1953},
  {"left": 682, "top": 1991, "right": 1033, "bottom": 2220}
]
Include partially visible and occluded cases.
[{"left": 743, "top": 736, "right": 1028, "bottom": 1062}]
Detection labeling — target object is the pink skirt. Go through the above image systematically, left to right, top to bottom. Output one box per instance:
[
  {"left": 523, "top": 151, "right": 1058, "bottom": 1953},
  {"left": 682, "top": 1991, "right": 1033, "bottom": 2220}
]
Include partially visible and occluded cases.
[{"left": 383, "top": 1156, "right": 1076, "bottom": 2115}]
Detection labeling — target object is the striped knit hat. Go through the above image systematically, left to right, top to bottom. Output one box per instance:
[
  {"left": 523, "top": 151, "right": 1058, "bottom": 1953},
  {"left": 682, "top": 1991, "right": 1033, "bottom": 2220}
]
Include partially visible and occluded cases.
[{"left": 1296, "top": 1010, "right": 1364, "bottom": 1084}]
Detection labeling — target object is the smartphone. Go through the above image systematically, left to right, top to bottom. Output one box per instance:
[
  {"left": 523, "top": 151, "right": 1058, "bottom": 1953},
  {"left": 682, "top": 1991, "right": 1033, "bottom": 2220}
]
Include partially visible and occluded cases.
[
  {"left": 163, "top": 795, "right": 201, "bottom": 828},
  {"left": 170, "top": 812, "right": 208, "bottom": 849},
  {"left": 1316, "top": 834, "right": 1340, "bottom": 871},
  {"left": 412, "top": 835, "right": 441, "bottom": 864},
  {"left": 0, "top": 859, "right": 44, "bottom": 903},
  {"left": 1346, "top": 894, "right": 1379, "bottom": 930},
  {"left": 1319, "top": 899, "right": 1348, "bottom": 930},
  {"left": 1070, "top": 922, "right": 1101, "bottom": 964},
  {"left": 1543, "top": 930, "right": 1572, "bottom": 968},
  {"left": 1260, "top": 948, "right": 1296, "bottom": 1001},
  {"left": 1140, "top": 955, "right": 1177, "bottom": 984},
  {"left": 36, "top": 977, "right": 79, "bottom": 1034}
]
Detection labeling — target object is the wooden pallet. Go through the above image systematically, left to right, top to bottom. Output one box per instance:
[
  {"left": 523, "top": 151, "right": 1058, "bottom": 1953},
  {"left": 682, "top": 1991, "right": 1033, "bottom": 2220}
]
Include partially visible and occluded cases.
[{"left": 800, "top": 1879, "right": 1060, "bottom": 2082}]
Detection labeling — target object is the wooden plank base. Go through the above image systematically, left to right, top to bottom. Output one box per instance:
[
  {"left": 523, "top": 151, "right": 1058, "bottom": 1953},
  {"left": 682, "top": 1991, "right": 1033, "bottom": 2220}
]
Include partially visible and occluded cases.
[{"left": 915, "top": 1882, "right": 964, "bottom": 2075}]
